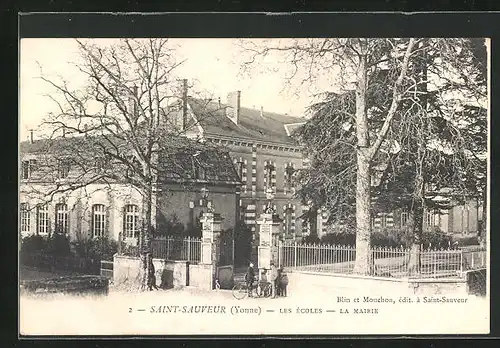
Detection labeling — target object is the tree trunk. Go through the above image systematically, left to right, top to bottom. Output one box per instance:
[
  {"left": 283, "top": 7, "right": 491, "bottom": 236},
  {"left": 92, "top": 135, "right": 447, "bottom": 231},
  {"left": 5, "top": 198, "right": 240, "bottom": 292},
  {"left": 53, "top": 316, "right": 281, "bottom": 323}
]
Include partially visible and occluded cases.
[
  {"left": 352, "top": 54, "right": 373, "bottom": 275},
  {"left": 353, "top": 149, "right": 373, "bottom": 275},
  {"left": 480, "top": 184, "right": 487, "bottom": 246},
  {"left": 139, "top": 186, "right": 153, "bottom": 291},
  {"left": 407, "top": 205, "right": 424, "bottom": 275}
]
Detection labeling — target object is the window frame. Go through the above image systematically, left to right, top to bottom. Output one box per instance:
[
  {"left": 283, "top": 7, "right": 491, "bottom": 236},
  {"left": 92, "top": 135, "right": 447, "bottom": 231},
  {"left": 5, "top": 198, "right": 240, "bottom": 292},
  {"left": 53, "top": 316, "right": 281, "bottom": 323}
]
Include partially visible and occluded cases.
[
  {"left": 57, "top": 158, "right": 71, "bottom": 179},
  {"left": 21, "top": 159, "right": 36, "bottom": 179},
  {"left": 264, "top": 162, "right": 275, "bottom": 190},
  {"left": 20, "top": 203, "right": 30, "bottom": 234},
  {"left": 55, "top": 203, "right": 69, "bottom": 234},
  {"left": 92, "top": 204, "right": 106, "bottom": 238},
  {"left": 123, "top": 204, "right": 140, "bottom": 239},
  {"left": 37, "top": 205, "right": 49, "bottom": 236},
  {"left": 401, "top": 210, "right": 409, "bottom": 227}
]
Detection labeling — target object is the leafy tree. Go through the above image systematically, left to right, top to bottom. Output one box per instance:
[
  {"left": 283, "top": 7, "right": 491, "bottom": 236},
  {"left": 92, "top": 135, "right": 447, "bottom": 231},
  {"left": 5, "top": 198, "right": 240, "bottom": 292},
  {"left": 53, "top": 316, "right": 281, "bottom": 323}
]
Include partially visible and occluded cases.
[{"left": 241, "top": 38, "right": 487, "bottom": 274}]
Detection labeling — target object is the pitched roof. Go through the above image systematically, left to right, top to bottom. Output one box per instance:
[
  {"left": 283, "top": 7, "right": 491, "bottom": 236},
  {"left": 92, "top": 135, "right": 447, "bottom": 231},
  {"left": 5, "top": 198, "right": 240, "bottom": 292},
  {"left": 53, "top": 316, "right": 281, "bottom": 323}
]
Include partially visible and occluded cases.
[
  {"left": 187, "top": 98, "right": 304, "bottom": 146},
  {"left": 20, "top": 135, "right": 240, "bottom": 185}
]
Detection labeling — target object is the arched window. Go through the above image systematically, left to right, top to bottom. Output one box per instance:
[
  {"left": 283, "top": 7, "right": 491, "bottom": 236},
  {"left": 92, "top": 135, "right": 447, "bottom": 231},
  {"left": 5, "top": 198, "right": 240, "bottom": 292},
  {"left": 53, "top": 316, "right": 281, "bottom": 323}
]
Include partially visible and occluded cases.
[
  {"left": 20, "top": 203, "right": 30, "bottom": 234},
  {"left": 55, "top": 203, "right": 68, "bottom": 234},
  {"left": 92, "top": 204, "right": 106, "bottom": 238},
  {"left": 123, "top": 204, "right": 140, "bottom": 238},
  {"left": 37, "top": 205, "right": 49, "bottom": 235}
]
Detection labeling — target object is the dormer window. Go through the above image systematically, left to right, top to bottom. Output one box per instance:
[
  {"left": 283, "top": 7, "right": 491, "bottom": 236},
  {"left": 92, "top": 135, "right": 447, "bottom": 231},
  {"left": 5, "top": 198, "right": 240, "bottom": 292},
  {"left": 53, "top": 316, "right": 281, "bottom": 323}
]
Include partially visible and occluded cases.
[
  {"left": 95, "top": 155, "right": 110, "bottom": 174},
  {"left": 125, "top": 155, "right": 140, "bottom": 179},
  {"left": 21, "top": 159, "right": 37, "bottom": 180},
  {"left": 57, "top": 159, "right": 71, "bottom": 179},
  {"left": 194, "top": 163, "right": 206, "bottom": 180}
]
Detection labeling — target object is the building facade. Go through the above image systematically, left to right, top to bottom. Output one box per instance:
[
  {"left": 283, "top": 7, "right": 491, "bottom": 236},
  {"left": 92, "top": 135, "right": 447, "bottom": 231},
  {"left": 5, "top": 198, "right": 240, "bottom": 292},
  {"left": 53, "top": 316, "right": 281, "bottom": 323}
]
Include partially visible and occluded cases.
[
  {"left": 171, "top": 83, "right": 316, "bottom": 241},
  {"left": 19, "top": 137, "right": 240, "bottom": 242}
]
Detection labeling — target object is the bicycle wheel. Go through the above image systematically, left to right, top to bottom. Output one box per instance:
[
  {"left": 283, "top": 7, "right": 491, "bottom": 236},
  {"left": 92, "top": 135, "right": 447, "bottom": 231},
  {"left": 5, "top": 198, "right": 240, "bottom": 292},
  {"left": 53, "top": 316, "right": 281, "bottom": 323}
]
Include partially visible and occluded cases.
[{"left": 232, "top": 283, "right": 248, "bottom": 300}]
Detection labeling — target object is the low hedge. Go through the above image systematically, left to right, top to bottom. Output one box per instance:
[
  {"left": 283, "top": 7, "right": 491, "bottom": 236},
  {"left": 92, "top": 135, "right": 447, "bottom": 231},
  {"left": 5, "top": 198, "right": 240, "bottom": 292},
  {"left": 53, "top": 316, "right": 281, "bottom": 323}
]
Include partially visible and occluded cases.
[{"left": 20, "top": 275, "right": 109, "bottom": 295}]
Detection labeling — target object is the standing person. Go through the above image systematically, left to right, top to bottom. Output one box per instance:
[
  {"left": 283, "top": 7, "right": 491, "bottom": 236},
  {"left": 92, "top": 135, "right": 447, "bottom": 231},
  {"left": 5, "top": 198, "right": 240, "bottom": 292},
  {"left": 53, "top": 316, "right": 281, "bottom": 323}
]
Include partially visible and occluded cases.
[
  {"left": 147, "top": 257, "right": 158, "bottom": 291},
  {"left": 269, "top": 261, "right": 278, "bottom": 298},
  {"left": 245, "top": 263, "right": 256, "bottom": 297},
  {"left": 276, "top": 266, "right": 283, "bottom": 296},
  {"left": 278, "top": 266, "right": 289, "bottom": 297}
]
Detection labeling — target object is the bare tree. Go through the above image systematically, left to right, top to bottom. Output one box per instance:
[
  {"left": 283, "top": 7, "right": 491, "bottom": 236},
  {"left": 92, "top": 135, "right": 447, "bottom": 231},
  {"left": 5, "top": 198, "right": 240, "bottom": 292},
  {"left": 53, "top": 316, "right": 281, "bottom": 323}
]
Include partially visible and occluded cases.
[{"left": 22, "top": 39, "right": 224, "bottom": 290}]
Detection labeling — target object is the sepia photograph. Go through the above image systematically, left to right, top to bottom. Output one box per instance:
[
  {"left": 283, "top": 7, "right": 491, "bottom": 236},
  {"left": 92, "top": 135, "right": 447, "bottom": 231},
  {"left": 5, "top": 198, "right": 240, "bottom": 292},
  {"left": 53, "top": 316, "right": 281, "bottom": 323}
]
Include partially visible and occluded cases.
[{"left": 19, "top": 35, "right": 489, "bottom": 335}]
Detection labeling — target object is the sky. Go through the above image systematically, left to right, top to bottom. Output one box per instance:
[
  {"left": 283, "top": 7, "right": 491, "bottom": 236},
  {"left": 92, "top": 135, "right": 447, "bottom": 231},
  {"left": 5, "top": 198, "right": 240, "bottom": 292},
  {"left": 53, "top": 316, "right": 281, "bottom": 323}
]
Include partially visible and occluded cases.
[{"left": 19, "top": 38, "right": 327, "bottom": 142}]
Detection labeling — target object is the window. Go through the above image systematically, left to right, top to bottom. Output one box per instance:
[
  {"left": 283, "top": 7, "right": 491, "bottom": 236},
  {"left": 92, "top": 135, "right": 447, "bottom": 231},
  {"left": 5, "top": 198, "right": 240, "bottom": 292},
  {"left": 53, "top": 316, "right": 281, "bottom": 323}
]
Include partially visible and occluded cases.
[
  {"left": 95, "top": 155, "right": 111, "bottom": 174},
  {"left": 125, "top": 155, "right": 139, "bottom": 179},
  {"left": 95, "top": 158, "right": 105, "bottom": 173},
  {"left": 21, "top": 159, "right": 36, "bottom": 179},
  {"left": 57, "top": 159, "right": 71, "bottom": 179},
  {"left": 235, "top": 161, "right": 243, "bottom": 180},
  {"left": 264, "top": 162, "right": 275, "bottom": 190},
  {"left": 195, "top": 165, "right": 206, "bottom": 180},
  {"left": 285, "top": 165, "right": 295, "bottom": 191},
  {"left": 20, "top": 203, "right": 30, "bottom": 234},
  {"left": 55, "top": 203, "right": 68, "bottom": 234},
  {"left": 92, "top": 204, "right": 106, "bottom": 238},
  {"left": 123, "top": 204, "right": 140, "bottom": 238},
  {"left": 37, "top": 205, "right": 49, "bottom": 235},
  {"left": 283, "top": 206, "right": 293, "bottom": 238},
  {"left": 425, "top": 209, "right": 439, "bottom": 229},
  {"left": 401, "top": 210, "right": 409, "bottom": 227},
  {"left": 374, "top": 212, "right": 393, "bottom": 229}
]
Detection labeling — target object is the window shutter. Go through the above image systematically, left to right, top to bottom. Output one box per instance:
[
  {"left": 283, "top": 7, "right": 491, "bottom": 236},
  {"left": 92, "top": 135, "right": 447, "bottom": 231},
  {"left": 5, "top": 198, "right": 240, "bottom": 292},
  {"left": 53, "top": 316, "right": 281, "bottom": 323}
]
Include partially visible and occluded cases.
[
  {"left": 35, "top": 206, "right": 39, "bottom": 236},
  {"left": 105, "top": 206, "right": 110, "bottom": 239},
  {"left": 122, "top": 206, "right": 127, "bottom": 238},
  {"left": 66, "top": 207, "right": 71, "bottom": 238},
  {"left": 88, "top": 207, "right": 93, "bottom": 238}
]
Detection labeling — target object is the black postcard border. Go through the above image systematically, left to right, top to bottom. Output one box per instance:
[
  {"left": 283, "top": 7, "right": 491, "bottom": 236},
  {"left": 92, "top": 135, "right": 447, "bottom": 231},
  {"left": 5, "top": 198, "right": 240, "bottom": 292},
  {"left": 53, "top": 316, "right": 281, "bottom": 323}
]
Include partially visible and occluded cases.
[{"left": 4, "top": 10, "right": 500, "bottom": 344}]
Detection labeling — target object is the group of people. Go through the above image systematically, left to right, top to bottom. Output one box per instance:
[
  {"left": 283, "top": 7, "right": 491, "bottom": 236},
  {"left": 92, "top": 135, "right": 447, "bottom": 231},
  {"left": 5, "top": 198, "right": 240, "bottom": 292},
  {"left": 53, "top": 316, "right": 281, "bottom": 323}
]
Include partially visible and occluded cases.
[{"left": 245, "top": 261, "right": 289, "bottom": 298}]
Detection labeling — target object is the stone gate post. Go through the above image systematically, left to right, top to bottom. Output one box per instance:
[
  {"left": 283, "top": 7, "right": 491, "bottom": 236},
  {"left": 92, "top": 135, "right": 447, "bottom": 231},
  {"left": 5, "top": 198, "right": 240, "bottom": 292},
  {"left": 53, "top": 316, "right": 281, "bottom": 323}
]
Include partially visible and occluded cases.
[
  {"left": 200, "top": 212, "right": 223, "bottom": 289},
  {"left": 256, "top": 212, "right": 282, "bottom": 281}
]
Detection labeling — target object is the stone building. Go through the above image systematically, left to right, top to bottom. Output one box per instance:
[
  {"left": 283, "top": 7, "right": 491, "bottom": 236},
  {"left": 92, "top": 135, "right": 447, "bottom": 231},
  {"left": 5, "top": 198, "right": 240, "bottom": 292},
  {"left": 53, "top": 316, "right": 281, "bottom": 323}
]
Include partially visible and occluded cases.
[
  {"left": 168, "top": 81, "right": 317, "bottom": 241},
  {"left": 19, "top": 136, "right": 241, "bottom": 242},
  {"left": 371, "top": 189, "right": 484, "bottom": 235}
]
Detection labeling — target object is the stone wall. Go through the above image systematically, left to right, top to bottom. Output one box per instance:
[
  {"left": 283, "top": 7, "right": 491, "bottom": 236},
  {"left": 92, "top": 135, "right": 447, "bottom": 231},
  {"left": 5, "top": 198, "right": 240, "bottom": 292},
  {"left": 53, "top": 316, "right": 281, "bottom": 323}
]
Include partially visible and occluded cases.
[
  {"left": 113, "top": 255, "right": 189, "bottom": 289},
  {"left": 188, "top": 264, "right": 213, "bottom": 290},
  {"left": 465, "top": 268, "right": 487, "bottom": 296},
  {"left": 287, "top": 271, "right": 481, "bottom": 297},
  {"left": 287, "top": 271, "right": 413, "bottom": 296},
  {"left": 408, "top": 278, "right": 468, "bottom": 296}
]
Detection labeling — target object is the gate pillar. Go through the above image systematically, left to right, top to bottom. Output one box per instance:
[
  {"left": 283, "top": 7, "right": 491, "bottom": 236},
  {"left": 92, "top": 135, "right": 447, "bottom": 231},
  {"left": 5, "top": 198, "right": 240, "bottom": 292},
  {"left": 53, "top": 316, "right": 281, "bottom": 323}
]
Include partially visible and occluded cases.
[
  {"left": 200, "top": 212, "right": 223, "bottom": 289},
  {"left": 256, "top": 212, "right": 283, "bottom": 280}
]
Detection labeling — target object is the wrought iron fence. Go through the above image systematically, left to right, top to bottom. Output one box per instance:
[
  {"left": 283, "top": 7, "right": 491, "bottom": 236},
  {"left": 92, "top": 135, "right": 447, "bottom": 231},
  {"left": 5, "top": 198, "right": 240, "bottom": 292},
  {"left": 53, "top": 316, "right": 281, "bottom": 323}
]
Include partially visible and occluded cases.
[
  {"left": 151, "top": 237, "right": 201, "bottom": 263},
  {"left": 277, "top": 241, "right": 486, "bottom": 279}
]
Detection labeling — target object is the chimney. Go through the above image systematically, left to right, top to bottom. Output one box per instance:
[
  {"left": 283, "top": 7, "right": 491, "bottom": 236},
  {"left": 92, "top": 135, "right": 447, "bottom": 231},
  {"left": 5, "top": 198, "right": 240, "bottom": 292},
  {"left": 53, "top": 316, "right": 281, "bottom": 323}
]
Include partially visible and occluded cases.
[
  {"left": 179, "top": 79, "right": 188, "bottom": 130},
  {"left": 226, "top": 91, "right": 241, "bottom": 125},
  {"left": 260, "top": 106, "right": 264, "bottom": 118},
  {"left": 29, "top": 129, "right": 34, "bottom": 144}
]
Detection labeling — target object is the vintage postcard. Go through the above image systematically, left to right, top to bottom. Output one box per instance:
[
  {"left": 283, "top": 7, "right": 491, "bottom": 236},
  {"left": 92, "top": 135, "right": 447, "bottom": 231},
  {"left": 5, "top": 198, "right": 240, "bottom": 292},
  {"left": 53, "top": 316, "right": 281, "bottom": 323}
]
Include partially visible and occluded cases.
[{"left": 19, "top": 33, "right": 490, "bottom": 336}]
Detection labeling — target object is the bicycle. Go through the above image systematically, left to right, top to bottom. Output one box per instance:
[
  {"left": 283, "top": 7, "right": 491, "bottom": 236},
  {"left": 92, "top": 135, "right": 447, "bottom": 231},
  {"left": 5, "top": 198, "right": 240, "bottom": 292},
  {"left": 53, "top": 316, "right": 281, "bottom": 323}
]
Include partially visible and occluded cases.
[{"left": 232, "top": 280, "right": 272, "bottom": 300}]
